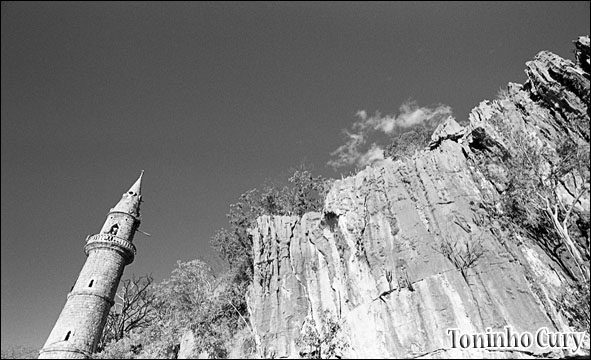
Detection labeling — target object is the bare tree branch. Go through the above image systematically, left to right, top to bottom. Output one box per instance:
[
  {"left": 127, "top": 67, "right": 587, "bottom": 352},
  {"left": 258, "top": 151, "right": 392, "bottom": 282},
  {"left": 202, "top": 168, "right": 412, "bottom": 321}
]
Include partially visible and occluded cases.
[{"left": 97, "top": 274, "right": 156, "bottom": 351}]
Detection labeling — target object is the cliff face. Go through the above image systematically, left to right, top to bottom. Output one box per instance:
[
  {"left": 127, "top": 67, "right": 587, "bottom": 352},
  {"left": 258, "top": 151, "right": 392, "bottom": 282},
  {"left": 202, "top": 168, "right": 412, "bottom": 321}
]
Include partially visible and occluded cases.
[{"left": 247, "top": 37, "right": 590, "bottom": 358}]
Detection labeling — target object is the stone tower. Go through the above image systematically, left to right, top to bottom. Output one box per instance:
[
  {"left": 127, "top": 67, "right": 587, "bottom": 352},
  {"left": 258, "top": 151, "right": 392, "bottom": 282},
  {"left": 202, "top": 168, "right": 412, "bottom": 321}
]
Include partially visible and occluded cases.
[{"left": 39, "top": 172, "right": 145, "bottom": 359}]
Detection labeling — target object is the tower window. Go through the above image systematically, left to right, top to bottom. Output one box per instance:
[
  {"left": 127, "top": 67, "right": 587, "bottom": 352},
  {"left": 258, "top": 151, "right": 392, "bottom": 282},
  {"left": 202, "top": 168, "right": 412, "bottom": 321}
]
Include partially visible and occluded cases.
[
  {"left": 109, "top": 224, "right": 119, "bottom": 235},
  {"left": 89, "top": 280, "right": 94, "bottom": 288},
  {"left": 65, "top": 331, "right": 71, "bottom": 341}
]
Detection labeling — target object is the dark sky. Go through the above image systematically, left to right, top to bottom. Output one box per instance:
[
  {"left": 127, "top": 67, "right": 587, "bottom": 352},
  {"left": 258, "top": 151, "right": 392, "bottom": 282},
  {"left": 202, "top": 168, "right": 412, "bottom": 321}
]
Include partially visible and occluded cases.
[{"left": 1, "top": 1, "right": 589, "bottom": 350}]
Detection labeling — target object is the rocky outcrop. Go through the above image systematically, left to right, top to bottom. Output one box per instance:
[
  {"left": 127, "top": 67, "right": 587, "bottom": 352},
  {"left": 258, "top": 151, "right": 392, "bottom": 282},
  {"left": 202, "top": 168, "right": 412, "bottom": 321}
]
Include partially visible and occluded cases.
[
  {"left": 575, "top": 36, "right": 590, "bottom": 75},
  {"left": 247, "top": 37, "right": 590, "bottom": 358},
  {"left": 428, "top": 116, "right": 468, "bottom": 149}
]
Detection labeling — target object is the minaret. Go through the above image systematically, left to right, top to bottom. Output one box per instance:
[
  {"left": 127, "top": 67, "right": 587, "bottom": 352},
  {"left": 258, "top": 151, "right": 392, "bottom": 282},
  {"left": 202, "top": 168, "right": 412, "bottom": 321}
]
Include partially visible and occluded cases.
[{"left": 39, "top": 172, "right": 145, "bottom": 359}]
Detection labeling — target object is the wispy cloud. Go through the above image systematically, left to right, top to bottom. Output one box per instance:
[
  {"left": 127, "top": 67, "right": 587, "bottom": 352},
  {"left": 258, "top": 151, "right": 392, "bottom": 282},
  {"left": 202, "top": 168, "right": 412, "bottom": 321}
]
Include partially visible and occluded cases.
[
  {"left": 328, "top": 100, "right": 452, "bottom": 169},
  {"left": 327, "top": 130, "right": 367, "bottom": 169}
]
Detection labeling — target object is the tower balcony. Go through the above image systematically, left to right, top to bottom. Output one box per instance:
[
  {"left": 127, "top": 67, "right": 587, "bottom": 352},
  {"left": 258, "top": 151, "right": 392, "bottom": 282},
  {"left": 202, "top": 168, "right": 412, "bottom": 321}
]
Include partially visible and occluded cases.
[{"left": 84, "top": 233, "right": 136, "bottom": 264}]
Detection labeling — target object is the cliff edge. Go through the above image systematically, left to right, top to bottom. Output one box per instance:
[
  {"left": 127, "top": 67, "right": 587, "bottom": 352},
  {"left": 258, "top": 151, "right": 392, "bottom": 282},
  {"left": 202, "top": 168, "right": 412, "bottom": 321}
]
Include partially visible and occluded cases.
[{"left": 247, "top": 37, "right": 590, "bottom": 359}]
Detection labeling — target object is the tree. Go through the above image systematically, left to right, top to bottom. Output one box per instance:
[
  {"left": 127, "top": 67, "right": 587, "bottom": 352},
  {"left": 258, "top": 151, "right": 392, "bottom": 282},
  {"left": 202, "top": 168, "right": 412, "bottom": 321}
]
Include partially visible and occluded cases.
[
  {"left": 482, "top": 105, "right": 590, "bottom": 282},
  {"left": 384, "top": 125, "right": 435, "bottom": 160},
  {"left": 508, "top": 132, "right": 588, "bottom": 280},
  {"left": 94, "top": 167, "right": 333, "bottom": 358},
  {"left": 211, "top": 167, "right": 332, "bottom": 273},
  {"left": 284, "top": 168, "right": 332, "bottom": 216},
  {"left": 148, "top": 259, "right": 246, "bottom": 358},
  {"left": 94, "top": 260, "right": 244, "bottom": 359},
  {"left": 97, "top": 274, "right": 157, "bottom": 352},
  {"left": 0, "top": 345, "right": 40, "bottom": 359}
]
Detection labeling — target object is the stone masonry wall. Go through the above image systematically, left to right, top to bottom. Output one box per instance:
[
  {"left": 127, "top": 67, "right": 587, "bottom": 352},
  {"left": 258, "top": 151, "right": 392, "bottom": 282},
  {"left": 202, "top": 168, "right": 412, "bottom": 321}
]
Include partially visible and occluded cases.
[{"left": 39, "top": 248, "right": 127, "bottom": 359}]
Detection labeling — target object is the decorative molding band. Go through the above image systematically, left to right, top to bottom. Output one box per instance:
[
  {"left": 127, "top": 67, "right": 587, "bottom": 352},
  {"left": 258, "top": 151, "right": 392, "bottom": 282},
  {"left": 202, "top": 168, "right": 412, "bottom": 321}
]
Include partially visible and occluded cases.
[{"left": 84, "top": 234, "right": 136, "bottom": 264}]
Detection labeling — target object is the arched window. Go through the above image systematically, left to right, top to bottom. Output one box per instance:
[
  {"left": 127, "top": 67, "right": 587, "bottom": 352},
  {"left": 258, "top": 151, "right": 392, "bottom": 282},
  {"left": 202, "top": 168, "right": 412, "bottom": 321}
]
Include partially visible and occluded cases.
[
  {"left": 109, "top": 224, "right": 119, "bottom": 235},
  {"left": 89, "top": 280, "right": 94, "bottom": 288},
  {"left": 65, "top": 331, "right": 71, "bottom": 341}
]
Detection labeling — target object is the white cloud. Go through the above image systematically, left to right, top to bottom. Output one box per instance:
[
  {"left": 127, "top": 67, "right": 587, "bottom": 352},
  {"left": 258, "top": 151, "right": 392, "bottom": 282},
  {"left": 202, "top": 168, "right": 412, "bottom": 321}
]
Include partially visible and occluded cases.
[
  {"left": 328, "top": 100, "right": 452, "bottom": 169},
  {"left": 395, "top": 101, "right": 451, "bottom": 128},
  {"left": 355, "top": 110, "right": 367, "bottom": 121},
  {"left": 327, "top": 130, "right": 365, "bottom": 169},
  {"left": 358, "top": 144, "right": 385, "bottom": 167}
]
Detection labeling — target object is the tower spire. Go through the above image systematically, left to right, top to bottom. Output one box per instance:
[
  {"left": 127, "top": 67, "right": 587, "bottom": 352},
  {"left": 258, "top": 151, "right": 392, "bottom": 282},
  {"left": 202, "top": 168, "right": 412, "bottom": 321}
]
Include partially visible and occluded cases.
[
  {"left": 128, "top": 170, "right": 144, "bottom": 197},
  {"left": 111, "top": 171, "right": 144, "bottom": 218}
]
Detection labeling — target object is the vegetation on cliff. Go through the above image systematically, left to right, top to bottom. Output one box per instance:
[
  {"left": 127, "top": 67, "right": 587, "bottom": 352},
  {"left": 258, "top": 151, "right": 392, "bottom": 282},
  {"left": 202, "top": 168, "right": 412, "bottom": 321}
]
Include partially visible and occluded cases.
[
  {"left": 93, "top": 36, "right": 590, "bottom": 359},
  {"left": 93, "top": 168, "right": 332, "bottom": 358}
]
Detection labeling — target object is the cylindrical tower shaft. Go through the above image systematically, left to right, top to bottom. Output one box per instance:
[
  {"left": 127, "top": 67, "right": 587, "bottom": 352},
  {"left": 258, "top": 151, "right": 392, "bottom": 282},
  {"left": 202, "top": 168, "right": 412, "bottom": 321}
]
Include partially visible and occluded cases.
[{"left": 39, "top": 172, "right": 144, "bottom": 359}]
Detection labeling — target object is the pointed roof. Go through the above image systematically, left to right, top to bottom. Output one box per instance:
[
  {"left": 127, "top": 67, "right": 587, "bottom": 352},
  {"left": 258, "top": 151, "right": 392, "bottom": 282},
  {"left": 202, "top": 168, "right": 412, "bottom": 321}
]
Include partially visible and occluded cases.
[
  {"left": 128, "top": 170, "right": 144, "bottom": 197},
  {"left": 110, "top": 171, "right": 144, "bottom": 218}
]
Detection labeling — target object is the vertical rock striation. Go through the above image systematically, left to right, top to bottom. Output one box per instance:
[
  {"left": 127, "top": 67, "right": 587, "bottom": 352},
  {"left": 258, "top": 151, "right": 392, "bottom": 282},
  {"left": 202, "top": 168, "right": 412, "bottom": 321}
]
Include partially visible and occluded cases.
[{"left": 248, "top": 37, "right": 590, "bottom": 358}]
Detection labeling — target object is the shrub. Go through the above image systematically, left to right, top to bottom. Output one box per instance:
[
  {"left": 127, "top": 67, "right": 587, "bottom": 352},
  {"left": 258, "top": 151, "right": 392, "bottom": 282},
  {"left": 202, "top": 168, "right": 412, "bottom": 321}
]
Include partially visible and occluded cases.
[
  {"left": 384, "top": 125, "right": 434, "bottom": 160},
  {"left": 94, "top": 167, "right": 333, "bottom": 358},
  {"left": 211, "top": 167, "right": 332, "bottom": 273},
  {"left": 435, "top": 235, "right": 484, "bottom": 281},
  {"left": 557, "top": 282, "right": 590, "bottom": 334},
  {"left": 296, "top": 311, "right": 348, "bottom": 359}
]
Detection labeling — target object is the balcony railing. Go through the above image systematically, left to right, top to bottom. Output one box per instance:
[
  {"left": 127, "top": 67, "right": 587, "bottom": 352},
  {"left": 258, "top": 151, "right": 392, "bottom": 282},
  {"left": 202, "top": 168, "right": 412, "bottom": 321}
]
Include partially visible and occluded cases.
[{"left": 84, "top": 233, "right": 136, "bottom": 260}]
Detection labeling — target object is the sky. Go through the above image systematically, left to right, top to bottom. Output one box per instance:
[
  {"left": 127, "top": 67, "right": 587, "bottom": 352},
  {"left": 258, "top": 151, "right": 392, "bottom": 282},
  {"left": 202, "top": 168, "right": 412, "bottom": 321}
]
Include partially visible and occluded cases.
[{"left": 1, "top": 1, "right": 589, "bottom": 350}]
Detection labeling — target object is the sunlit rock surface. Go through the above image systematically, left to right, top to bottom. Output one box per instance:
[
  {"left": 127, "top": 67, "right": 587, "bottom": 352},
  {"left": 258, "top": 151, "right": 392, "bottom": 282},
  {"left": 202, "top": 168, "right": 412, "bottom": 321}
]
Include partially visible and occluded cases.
[{"left": 247, "top": 36, "right": 590, "bottom": 358}]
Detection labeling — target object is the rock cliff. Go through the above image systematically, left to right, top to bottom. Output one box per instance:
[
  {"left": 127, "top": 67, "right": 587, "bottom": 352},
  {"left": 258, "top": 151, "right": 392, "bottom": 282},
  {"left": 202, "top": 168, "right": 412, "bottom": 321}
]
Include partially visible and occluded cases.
[{"left": 247, "top": 37, "right": 590, "bottom": 358}]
